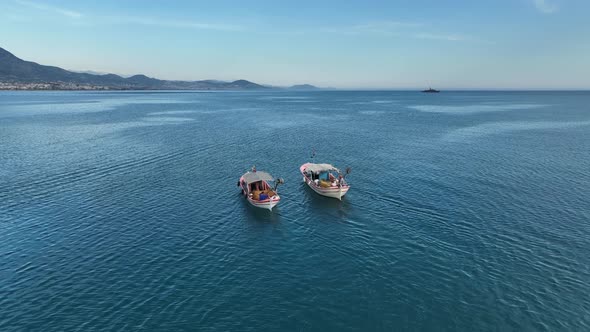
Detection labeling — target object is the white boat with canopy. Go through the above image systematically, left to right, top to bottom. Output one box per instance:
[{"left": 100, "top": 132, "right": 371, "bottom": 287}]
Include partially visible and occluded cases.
[
  {"left": 300, "top": 162, "right": 350, "bottom": 200},
  {"left": 238, "top": 167, "right": 284, "bottom": 211}
]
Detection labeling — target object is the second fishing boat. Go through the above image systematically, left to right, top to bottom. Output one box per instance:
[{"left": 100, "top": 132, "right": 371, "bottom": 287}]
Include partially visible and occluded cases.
[{"left": 300, "top": 162, "right": 351, "bottom": 200}]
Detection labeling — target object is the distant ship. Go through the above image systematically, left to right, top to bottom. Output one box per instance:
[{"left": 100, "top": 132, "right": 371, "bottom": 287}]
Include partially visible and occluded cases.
[{"left": 422, "top": 87, "right": 440, "bottom": 93}]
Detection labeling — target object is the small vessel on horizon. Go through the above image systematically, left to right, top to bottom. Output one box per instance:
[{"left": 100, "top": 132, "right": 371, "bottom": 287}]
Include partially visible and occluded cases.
[
  {"left": 422, "top": 87, "right": 440, "bottom": 93},
  {"left": 300, "top": 163, "right": 351, "bottom": 200},
  {"left": 238, "top": 166, "right": 283, "bottom": 211}
]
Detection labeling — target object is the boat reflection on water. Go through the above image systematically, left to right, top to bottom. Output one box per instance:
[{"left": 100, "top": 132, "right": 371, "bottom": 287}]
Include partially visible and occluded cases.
[{"left": 300, "top": 182, "right": 353, "bottom": 220}]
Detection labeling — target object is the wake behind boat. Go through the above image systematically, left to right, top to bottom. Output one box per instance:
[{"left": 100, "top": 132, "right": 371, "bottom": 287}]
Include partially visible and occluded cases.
[
  {"left": 300, "top": 163, "right": 350, "bottom": 200},
  {"left": 238, "top": 167, "right": 283, "bottom": 211}
]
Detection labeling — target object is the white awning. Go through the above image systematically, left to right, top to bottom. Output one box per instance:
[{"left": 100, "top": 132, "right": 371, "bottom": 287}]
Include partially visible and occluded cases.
[
  {"left": 304, "top": 163, "right": 339, "bottom": 173},
  {"left": 242, "top": 171, "right": 274, "bottom": 184}
]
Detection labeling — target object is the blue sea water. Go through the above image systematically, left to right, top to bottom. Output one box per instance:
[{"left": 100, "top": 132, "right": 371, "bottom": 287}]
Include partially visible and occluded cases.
[{"left": 1, "top": 90, "right": 589, "bottom": 331}]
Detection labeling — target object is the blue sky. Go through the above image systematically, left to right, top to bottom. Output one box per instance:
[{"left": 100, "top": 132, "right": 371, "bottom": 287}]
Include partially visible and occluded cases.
[{"left": 1, "top": 0, "right": 589, "bottom": 89}]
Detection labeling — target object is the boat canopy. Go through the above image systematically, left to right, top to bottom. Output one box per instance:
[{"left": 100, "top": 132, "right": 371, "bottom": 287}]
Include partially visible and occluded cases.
[
  {"left": 305, "top": 163, "right": 339, "bottom": 173},
  {"left": 242, "top": 171, "right": 274, "bottom": 184}
]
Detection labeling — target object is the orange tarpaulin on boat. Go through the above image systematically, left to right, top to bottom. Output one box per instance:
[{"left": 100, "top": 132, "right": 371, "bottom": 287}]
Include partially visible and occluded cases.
[{"left": 252, "top": 191, "right": 261, "bottom": 200}]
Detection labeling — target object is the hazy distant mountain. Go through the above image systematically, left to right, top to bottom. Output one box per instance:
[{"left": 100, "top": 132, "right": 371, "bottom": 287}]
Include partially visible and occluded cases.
[
  {"left": 0, "top": 47, "right": 270, "bottom": 90},
  {"left": 70, "top": 70, "right": 110, "bottom": 76},
  {"left": 288, "top": 84, "right": 320, "bottom": 90}
]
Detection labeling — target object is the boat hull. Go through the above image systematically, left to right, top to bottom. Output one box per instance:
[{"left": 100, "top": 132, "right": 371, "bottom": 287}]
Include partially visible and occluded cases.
[{"left": 247, "top": 196, "right": 280, "bottom": 211}]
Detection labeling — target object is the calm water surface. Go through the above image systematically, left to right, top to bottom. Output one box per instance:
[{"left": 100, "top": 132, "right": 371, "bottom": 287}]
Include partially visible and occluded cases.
[{"left": 1, "top": 91, "right": 589, "bottom": 331}]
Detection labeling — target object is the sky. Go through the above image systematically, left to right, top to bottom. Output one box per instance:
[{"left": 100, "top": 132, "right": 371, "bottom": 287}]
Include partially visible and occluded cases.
[{"left": 1, "top": 0, "right": 589, "bottom": 89}]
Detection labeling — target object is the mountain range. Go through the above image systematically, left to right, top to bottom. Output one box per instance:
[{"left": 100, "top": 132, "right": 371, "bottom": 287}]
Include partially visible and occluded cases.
[{"left": 0, "top": 47, "right": 317, "bottom": 90}]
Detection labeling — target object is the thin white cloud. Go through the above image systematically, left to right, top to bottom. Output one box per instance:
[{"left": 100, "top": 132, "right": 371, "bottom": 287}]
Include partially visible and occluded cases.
[
  {"left": 12, "top": 0, "right": 241, "bottom": 31},
  {"left": 14, "top": 0, "right": 82, "bottom": 18},
  {"left": 532, "top": 0, "right": 558, "bottom": 13},
  {"left": 104, "top": 15, "right": 243, "bottom": 31},
  {"left": 321, "top": 20, "right": 423, "bottom": 35},
  {"left": 316, "top": 21, "right": 476, "bottom": 43},
  {"left": 348, "top": 21, "right": 423, "bottom": 33},
  {"left": 414, "top": 33, "right": 467, "bottom": 42},
  {"left": 415, "top": 33, "right": 495, "bottom": 44}
]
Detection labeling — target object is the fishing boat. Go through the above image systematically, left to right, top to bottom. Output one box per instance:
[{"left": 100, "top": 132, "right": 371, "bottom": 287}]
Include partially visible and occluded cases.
[
  {"left": 300, "top": 163, "right": 351, "bottom": 200},
  {"left": 237, "top": 166, "right": 284, "bottom": 211}
]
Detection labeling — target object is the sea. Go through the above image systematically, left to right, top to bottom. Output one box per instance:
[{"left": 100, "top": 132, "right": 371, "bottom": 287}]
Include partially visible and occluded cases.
[{"left": 1, "top": 90, "right": 589, "bottom": 331}]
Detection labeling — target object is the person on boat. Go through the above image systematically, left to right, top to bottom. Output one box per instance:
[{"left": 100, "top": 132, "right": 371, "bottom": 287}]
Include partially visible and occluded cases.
[
  {"left": 312, "top": 172, "right": 319, "bottom": 185},
  {"left": 329, "top": 173, "right": 338, "bottom": 186}
]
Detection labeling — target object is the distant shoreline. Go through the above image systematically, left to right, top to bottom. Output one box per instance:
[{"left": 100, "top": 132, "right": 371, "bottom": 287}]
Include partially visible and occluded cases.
[
  {"left": 0, "top": 47, "right": 321, "bottom": 91},
  {"left": 0, "top": 81, "right": 277, "bottom": 91},
  {"left": 1, "top": 85, "right": 588, "bottom": 93}
]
